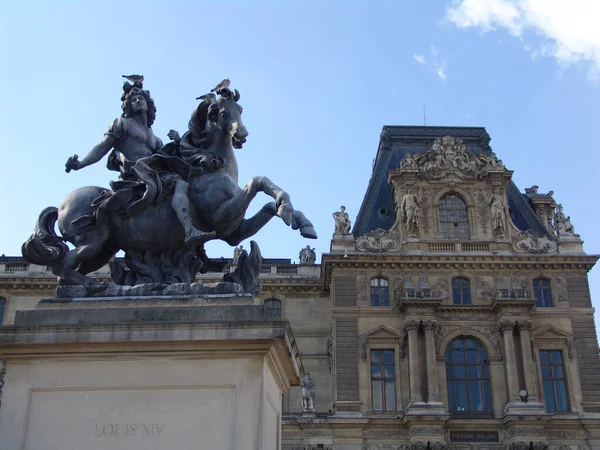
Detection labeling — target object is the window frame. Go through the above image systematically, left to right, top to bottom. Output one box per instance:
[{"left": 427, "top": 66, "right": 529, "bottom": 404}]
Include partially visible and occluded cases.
[
  {"left": 438, "top": 193, "right": 470, "bottom": 240},
  {"left": 370, "top": 277, "right": 390, "bottom": 307},
  {"left": 452, "top": 277, "right": 472, "bottom": 305},
  {"left": 533, "top": 278, "right": 553, "bottom": 308},
  {"left": 0, "top": 297, "right": 5, "bottom": 325},
  {"left": 264, "top": 298, "right": 282, "bottom": 318},
  {"left": 445, "top": 337, "right": 493, "bottom": 415},
  {"left": 369, "top": 349, "right": 397, "bottom": 412},
  {"left": 539, "top": 349, "right": 570, "bottom": 413}
]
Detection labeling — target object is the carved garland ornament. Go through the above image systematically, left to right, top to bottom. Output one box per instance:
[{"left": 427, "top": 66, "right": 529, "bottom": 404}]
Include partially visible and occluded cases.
[
  {"left": 395, "top": 136, "right": 505, "bottom": 181},
  {"left": 356, "top": 228, "right": 402, "bottom": 253},
  {"left": 512, "top": 230, "right": 557, "bottom": 254}
]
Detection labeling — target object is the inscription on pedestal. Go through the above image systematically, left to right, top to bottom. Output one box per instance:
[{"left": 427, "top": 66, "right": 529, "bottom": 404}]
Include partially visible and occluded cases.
[
  {"left": 94, "top": 423, "right": 164, "bottom": 437},
  {"left": 449, "top": 430, "right": 499, "bottom": 443}
]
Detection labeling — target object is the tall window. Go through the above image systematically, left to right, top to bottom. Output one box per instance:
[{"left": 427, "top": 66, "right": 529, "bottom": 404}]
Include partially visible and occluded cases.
[
  {"left": 439, "top": 194, "right": 469, "bottom": 240},
  {"left": 370, "top": 278, "right": 389, "bottom": 306},
  {"left": 452, "top": 278, "right": 471, "bottom": 305},
  {"left": 533, "top": 279, "right": 552, "bottom": 307},
  {"left": 0, "top": 297, "right": 5, "bottom": 325},
  {"left": 264, "top": 299, "right": 282, "bottom": 318},
  {"left": 446, "top": 337, "right": 492, "bottom": 414},
  {"left": 371, "top": 350, "right": 396, "bottom": 411},
  {"left": 540, "top": 350, "right": 569, "bottom": 412}
]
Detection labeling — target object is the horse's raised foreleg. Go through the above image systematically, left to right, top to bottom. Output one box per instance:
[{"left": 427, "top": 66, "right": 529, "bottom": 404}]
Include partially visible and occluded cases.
[
  {"left": 253, "top": 176, "right": 294, "bottom": 225},
  {"left": 224, "top": 202, "right": 278, "bottom": 246},
  {"left": 291, "top": 209, "right": 318, "bottom": 239}
]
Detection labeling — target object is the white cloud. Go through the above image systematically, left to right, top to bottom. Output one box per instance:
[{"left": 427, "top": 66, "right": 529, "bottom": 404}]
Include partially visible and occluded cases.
[
  {"left": 446, "top": 0, "right": 600, "bottom": 77},
  {"left": 413, "top": 46, "right": 448, "bottom": 81}
]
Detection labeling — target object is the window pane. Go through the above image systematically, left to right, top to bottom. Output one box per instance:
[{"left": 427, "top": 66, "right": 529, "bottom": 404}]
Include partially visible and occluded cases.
[
  {"left": 439, "top": 194, "right": 469, "bottom": 239},
  {"left": 371, "top": 279, "right": 379, "bottom": 286},
  {"left": 380, "top": 279, "right": 388, "bottom": 286},
  {"left": 371, "top": 289, "right": 380, "bottom": 306},
  {"left": 381, "top": 289, "right": 389, "bottom": 306},
  {"left": 452, "top": 350, "right": 465, "bottom": 364},
  {"left": 467, "top": 350, "right": 479, "bottom": 364},
  {"left": 371, "top": 351, "right": 382, "bottom": 363},
  {"left": 383, "top": 351, "right": 394, "bottom": 364},
  {"left": 539, "top": 351, "right": 550, "bottom": 363},
  {"left": 551, "top": 351, "right": 563, "bottom": 364},
  {"left": 371, "top": 365, "right": 382, "bottom": 378},
  {"left": 384, "top": 365, "right": 394, "bottom": 378},
  {"left": 553, "top": 365, "right": 564, "bottom": 378},
  {"left": 453, "top": 366, "right": 466, "bottom": 378},
  {"left": 468, "top": 366, "right": 481, "bottom": 378},
  {"left": 541, "top": 366, "right": 552, "bottom": 379},
  {"left": 372, "top": 380, "right": 383, "bottom": 410},
  {"left": 385, "top": 380, "right": 396, "bottom": 410},
  {"left": 469, "top": 380, "right": 483, "bottom": 411},
  {"left": 455, "top": 381, "right": 469, "bottom": 412},
  {"left": 483, "top": 381, "right": 492, "bottom": 412},
  {"left": 543, "top": 381, "right": 556, "bottom": 412},
  {"left": 555, "top": 381, "right": 569, "bottom": 412},
  {"left": 448, "top": 382, "right": 456, "bottom": 411}
]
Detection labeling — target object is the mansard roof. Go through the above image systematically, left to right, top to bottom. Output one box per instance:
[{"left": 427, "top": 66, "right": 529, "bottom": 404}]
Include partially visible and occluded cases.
[{"left": 354, "top": 125, "right": 548, "bottom": 237}]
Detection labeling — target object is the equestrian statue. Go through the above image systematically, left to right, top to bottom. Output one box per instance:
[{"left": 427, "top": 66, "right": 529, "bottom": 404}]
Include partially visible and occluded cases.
[{"left": 22, "top": 77, "right": 317, "bottom": 294}]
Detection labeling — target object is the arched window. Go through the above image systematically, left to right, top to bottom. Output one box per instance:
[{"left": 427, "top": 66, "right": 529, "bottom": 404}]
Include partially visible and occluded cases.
[
  {"left": 439, "top": 194, "right": 469, "bottom": 240},
  {"left": 370, "top": 278, "right": 389, "bottom": 306},
  {"left": 452, "top": 278, "right": 471, "bottom": 305},
  {"left": 533, "top": 278, "right": 552, "bottom": 307},
  {"left": 264, "top": 299, "right": 282, "bottom": 318},
  {"left": 446, "top": 337, "right": 492, "bottom": 414}
]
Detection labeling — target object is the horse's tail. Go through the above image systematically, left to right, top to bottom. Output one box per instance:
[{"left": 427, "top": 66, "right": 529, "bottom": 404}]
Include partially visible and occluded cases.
[{"left": 21, "top": 207, "right": 69, "bottom": 268}]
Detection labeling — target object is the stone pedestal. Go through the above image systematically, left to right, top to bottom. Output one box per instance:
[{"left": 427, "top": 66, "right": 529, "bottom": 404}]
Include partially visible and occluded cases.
[{"left": 0, "top": 298, "right": 303, "bottom": 450}]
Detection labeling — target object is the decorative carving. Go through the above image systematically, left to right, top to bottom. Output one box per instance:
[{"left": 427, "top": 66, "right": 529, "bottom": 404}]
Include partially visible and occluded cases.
[
  {"left": 379, "top": 128, "right": 391, "bottom": 151},
  {"left": 394, "top": 136, "right": 504, "bottom": 181},
  {"left": 472, "top": 187, "right": 491, "bottom": 234},
  {"left": 489, "top": 187, "right": 508, "bottom": 238},
  {"left": 401, "top": 188, "right": 421, "bottom": 237},
  {"left": 418, "top": 188, "right": 432, "bottom": 233},
  {"left": 553, "top": 204, "right": 576, "bottom": 236},
  {"left": 332, "top": 206, "right": 351, "bottom": 235},
  {"left": 356, "top": 228, "right": 402, "bottom": 253},
  {"left": 512, "top": 230, "right": 557, "bottom": 254},
  {"left": 232, "top": 244, "right": 244, "bottom": 264},
  {"left": 299, "top": 245, "right": 316, "bottom": 264},
  {"left": 357, "top": 276, "right": 368, "bottom": 306},
  {"left": 431, "top": 276, "right": 450, "bottom": 299},
  {"left": 474, "top": 276, "right": 495, "bottom": 301},
  {"left": 393, "top": 277, "right": 405, "bottom": 308},
  {"left": 556, "top": 277, "right": 568, "bottom": 303},
  {"left": 437, "top": 311, "right": 495, "bottom": 321},
  {"left": 498, "top": 320, "right": 515, "bottom": 333},
  {"left": 405, "top": 321, "right": 420, "bottom": 332},
  {"left": 518, "top": 321, "right": 532, "bottom": 332},
  {"left": 434, "top": 324, "right": 452, "bottom": 353},
  {"left": 471, "top": 325, "right": 502, "bottom": 357},
  {"left": 326, "top": 335, "right": 334, "bottom": 373},
  {"left": 0, "top": 359, "right": 6, "bottom": 410},
  {"left": 301, "top": 372, "right": 315, "bottom": 412},
  {"left": 508, "top": 426, "right": 545, "bottom": 437},
  {"left": 363, "top": 429, "right": 408, "bottom": 439},
  {"left": 546, "top": 430, "right": 587, "bottom": 439},
  {"left": 509, "top": 443, "right": 548, "bottom": 450}
]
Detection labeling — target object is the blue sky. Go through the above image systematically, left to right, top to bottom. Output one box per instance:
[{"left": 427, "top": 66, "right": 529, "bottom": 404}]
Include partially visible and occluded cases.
[{"left": 1, "top": 1, "right": 599, "bottom": 315}]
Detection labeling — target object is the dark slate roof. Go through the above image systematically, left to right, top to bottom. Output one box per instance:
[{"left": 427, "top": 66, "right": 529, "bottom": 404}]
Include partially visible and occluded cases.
[{"left": 354, "top": 126, "right": 548, "bottom": 237}]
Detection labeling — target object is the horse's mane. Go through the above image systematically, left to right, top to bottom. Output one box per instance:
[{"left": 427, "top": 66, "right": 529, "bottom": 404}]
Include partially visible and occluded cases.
[{"left": 187, "top": 99, "right": 213, "bottom": 149}]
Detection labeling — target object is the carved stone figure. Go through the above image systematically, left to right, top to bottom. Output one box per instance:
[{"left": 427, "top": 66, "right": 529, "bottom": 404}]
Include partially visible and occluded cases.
[
  {"left": 22, "top": 78, "right": 317, "bottom": 289},
  {"left": 399, "top": 152, "right": 417, "bottom": 169},
  {"left": 489, "top": 187, "right": 507, "bottom": 237},
  {"left": 401, "top": 189, "right": 420, "bottom": 236},
  {"left": 553, "top": 204, "right": 575, "bottom": 236},
  {"left": 332, "top": 206, "right": 351, "bottom": 235},
  {"left": 232, "top": 245, "right": 244, "bottom": 265},
  {"left": 299, "top": 245, "right": 316, "bottom": 264},
  {"left": 301, "top": 372, "right": 315, "bottom": 412}
]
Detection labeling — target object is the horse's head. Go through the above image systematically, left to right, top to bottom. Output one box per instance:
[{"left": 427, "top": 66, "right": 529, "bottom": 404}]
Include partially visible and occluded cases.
[{"left": 207, "top": 88, "right": 248, "bottom": 149}]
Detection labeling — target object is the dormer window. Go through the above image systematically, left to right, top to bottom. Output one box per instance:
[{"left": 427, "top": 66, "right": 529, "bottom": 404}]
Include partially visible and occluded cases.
[{"left": 439, "top": 194, "right": 469, "bottom": 240}]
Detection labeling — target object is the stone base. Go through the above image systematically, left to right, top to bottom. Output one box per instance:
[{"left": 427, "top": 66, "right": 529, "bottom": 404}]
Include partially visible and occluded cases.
[
  {"left": 330, "top": 234, "right": 355, "bottom": 253},
  {"left": 0, "top": 301, "right": 302, "bottom": 450},
  {"left": 503, "top": 399, "right": 548, "bottom": 416},
  {"left": 405, "top": 400, "right": 446, "bottom": 416}
]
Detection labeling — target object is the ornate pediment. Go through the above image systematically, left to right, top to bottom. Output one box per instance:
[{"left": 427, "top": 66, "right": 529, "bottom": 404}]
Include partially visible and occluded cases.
[
  {"left": 394, "top": 135, "right": 504, "bottom": 180},
  {"left": 356, "top": 228, "right": 402, "bottom": 253},
  {"left": 512, "top": 230, "right": 557, "bottom": 254},
  {"left": 360, "top": 323, "right": 403, "bottom": 339},
  {"left": 532, "top": 325, "right": 572, "bottom": 340}
]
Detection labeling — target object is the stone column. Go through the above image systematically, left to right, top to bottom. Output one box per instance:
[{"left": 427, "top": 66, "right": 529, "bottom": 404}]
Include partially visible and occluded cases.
[
  {"left": 498, "top": 320, "right": 519, "bottom": 402},
  {"left": 406, "top": 321, "right": 422, "bottom": 403},
  {"left": 423, "top": 321, "right": 439, "bottom": 402},
  {"left": 518, "top": 321, "right": 539, "bottom": 399}
]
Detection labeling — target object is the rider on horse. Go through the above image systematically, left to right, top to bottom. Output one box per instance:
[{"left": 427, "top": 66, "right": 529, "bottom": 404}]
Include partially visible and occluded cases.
[{"left": 64, "top": 77, "right": 213, "bottom": 247}]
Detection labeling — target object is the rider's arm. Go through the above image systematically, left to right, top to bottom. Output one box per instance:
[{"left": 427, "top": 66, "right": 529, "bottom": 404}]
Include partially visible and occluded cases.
[{"left": 77, "top": 134, "right": 117, "bottom": 169}]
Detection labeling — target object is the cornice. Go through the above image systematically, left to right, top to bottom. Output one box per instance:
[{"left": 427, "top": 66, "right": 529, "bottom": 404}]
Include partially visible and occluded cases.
[{"left": 321, "top": 253, "right": 598, "bottom": 287}]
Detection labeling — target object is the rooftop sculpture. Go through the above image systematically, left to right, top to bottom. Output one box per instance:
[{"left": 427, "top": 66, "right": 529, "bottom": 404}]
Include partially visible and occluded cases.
[{"left": 22, "top": 77, "right": 316, "bottom": 295}]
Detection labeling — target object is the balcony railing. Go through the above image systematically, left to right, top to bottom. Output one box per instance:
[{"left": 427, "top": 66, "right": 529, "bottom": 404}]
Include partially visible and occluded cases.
[{"left": 426, "top": 242, "right": 490, "bottom": 253}]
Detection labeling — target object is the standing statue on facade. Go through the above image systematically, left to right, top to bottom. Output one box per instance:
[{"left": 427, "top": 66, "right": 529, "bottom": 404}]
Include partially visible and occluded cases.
[
  {"left": 22, "top": 77, "right": 317, "bottom": 292},
  {"left": 400, "top": 188, "right": 420, "bottom": 236},
  {"left": 489, "top": 188, "right": 507, "bottom": 237},
  {"left": 553, "top": 204, "right": 575, "bottom": 236},
  {"left": 332, "top": 206, "right": 351, "bottom": 235},
  {"left": 232, "top": 245, "right": 244, "bottom": 265},
  {"left": 299, "top": 245, "right": 316, "bottom": 264},
  {"left": 301, "top": 372, "right": 316, "bottom": 412}
]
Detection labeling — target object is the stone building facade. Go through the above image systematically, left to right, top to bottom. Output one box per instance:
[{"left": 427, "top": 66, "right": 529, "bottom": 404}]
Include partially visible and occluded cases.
[{"left": 1, "top": 126, "right": 599, "bottom": 449}]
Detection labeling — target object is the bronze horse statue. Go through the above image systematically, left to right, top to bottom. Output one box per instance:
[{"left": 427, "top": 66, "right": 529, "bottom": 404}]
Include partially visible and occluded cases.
[{"left": 23, "top": 87, "right": 316, "bottom": 286}]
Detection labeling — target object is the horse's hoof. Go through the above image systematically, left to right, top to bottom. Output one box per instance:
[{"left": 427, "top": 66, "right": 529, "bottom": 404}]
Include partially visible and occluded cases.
[
  {"left": 277, "top": 204, "right": 293, "bottom": 226},
  {"left": 300, "top": 225, "right": 318, "bottom": 239}
]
